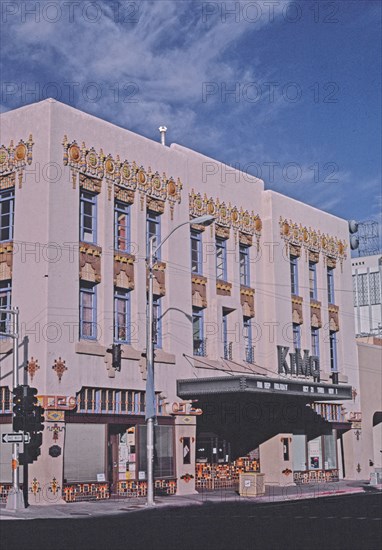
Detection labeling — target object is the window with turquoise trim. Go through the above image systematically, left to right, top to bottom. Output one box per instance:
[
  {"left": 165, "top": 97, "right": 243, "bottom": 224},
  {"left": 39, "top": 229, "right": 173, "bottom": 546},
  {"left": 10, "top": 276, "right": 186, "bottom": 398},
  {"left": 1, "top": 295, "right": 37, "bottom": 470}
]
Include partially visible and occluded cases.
[
  {"left": 0, "top": 189, "right": 14, "bottom": 242},
  {"left": 80, "top": 190, "right": 97, "bottom": 244},
  {"left": 114, "top": 201, "right": 130, "bottom": 253},
  {"left": 146, "top": 210, "right": 161, "bottom": 259},
  {"left": 191, "top": 229, "right": 203, "bottom": 274},
  {"left": 216, "top": 237, "right": 227, "bottom": 280},
  {"left": 239, "top": 244, "right": 250, "bottom": 286},
  {"left": 290, "top": 255, "right": 299, "bottom": 295},
  {"left": 309, "top": 262, "right": 317, "bottom": 300},
  {"left": 327, "top": 267, "right": 335, "bottom": 304},
  {"left": 0, "top": 280, "right": 11, "bottom": 335},
  {"left": 80, "top": 282, "right": 97, "bottom": 339},
  {"left": 114, "top": 288, "right": 131, "bottom": 343},
  {"left": 153, "top": 296, "right": 162, "bottom": 349},
  {"left": 193, "top": 307, "right": 205, "bottom": 356},
  {"left": 243, "top": 317, "right": 254, "bottom": 363},
  {"left": 292, "top": 323, "right": 301, "bottom": 350},
  {"left": 311, "top": 327, "right": 320, "bottom": 357},
  {"left": 329, "top": 331, "right": 338, "bottom": 371}
]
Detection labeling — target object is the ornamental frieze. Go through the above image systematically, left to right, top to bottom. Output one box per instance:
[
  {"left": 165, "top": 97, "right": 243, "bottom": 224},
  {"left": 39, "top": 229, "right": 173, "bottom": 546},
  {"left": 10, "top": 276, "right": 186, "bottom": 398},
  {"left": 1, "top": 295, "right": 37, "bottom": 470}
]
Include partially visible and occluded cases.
[
  {"left": 0, "top": 135, "right": 34, "bottom": 188},
  {"left": 62, "top": 137, "right": 182, "bottom": 217},
  {"left": 189, "top": 189, "right": 262, "bottom": 245},
  {"left": 279, "top": 217, "right": 347, "bottom": 265}
]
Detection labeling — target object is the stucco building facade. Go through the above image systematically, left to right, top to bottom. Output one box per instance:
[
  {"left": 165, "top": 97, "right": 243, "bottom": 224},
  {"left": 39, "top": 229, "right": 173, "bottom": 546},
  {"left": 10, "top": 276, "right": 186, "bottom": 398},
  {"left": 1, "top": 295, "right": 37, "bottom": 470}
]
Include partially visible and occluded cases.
[
  {"left": 0, "top": 100, "right": 363, "bottom": 503},
  {"left": 352, "top": 254, "right": 382, "bottom": 337}
]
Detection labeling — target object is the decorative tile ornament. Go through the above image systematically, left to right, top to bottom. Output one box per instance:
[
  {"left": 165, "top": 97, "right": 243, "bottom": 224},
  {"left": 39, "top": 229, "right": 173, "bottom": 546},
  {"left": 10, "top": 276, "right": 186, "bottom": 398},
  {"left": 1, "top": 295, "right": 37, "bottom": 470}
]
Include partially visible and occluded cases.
[
  {"left": 0, "top": 135, "right": 34, "bottom": 188},
  {"left": 62, "top": 137, "right": 182, "bottom": 217},
  {"left": 189, "top": 189, "right": 262, "bottom": 247},
  {"left": 279, "top": 217, "right": 347, "bottom": 267},
  {"left": 26, "top": 357, "right": 40, "bottom": 382},
  {"left": 52, "top": 357, "right": 67, "bottom": 381},
  {"left": 47, "top": 423, "right": 64, "bottom": 441},
  {"left": 48, "top": 477, "right": 61, "bottom": 494},
  {"left": 30, "top": 478, "right": 41, "bottom": 496}
]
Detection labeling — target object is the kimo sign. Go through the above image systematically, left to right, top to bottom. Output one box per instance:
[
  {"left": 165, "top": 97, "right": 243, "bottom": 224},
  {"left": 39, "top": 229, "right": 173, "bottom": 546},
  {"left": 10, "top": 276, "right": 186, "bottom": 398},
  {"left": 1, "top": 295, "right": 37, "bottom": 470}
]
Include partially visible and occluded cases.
[{"left": 277, "top": 346, "right": 320, "bottom": 381}]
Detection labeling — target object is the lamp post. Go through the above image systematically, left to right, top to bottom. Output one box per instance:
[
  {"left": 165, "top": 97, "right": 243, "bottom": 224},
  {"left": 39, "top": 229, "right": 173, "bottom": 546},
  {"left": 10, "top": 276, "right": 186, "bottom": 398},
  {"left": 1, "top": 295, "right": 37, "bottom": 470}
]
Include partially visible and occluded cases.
[
  {"left": 145, "top": 214, "right": 214, "bottom": 506},
  {"left": 0, "top": 306, "right": 25, "bottom": 510}
]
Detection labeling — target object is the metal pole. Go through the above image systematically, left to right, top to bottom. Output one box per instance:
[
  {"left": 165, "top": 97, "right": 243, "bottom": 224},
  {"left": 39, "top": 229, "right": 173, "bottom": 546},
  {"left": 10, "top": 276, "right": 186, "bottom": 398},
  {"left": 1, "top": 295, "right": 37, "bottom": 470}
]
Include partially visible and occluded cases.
[
  {"left": 144, "top": 216, "right": 214, "bottom": 507},
  {"left": 146, "top": 237, "right": 155, "bottom": 506},
  {"left": 6, "top": 306, "right": 25, "bottom": 510},
  {"left": 12, "top": 308, "right": 19, "bottom": 491}
]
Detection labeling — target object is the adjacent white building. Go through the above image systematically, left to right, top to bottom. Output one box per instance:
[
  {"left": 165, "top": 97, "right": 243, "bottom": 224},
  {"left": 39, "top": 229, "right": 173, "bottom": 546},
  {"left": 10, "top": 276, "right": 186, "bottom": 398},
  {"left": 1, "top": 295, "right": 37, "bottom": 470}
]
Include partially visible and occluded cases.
[{"left": 352, "top": 254, "right": 382, "bottom": 337}]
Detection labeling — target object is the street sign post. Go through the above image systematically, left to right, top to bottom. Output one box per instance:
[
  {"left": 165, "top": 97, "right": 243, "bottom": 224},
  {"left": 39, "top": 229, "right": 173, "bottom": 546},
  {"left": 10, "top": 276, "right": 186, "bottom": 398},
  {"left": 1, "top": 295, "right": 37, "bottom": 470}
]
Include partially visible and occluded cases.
[{"left": 2, "top": 433, "right": 31, "bottom": 444}]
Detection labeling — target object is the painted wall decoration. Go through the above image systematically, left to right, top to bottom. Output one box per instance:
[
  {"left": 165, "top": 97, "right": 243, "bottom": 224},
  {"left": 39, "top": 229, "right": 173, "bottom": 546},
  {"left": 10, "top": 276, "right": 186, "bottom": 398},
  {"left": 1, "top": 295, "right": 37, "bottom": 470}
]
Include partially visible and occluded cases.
[
  {"left": 0, "top": 135, "right": 34, "bottom": 188},
  {"left": 62, "top": 136, "right": 182, "bottom": 218},
  {"left": 188, "top": 189, "right": 262, "bottom": 246},
  {"left": 279, "top": 217, "right": 347, "bottom": 266},
  {"left": 26, "top": 357, "right": 40, "bottom": 382},
  {"left": 52, "top": 357, "right": 67, "bottom": 381},
  {"left": 47, "top": 423, "right": 64, "bottom": 441},
  {"left": 48, "top": 446, "right": 62, "bottom": 458}
]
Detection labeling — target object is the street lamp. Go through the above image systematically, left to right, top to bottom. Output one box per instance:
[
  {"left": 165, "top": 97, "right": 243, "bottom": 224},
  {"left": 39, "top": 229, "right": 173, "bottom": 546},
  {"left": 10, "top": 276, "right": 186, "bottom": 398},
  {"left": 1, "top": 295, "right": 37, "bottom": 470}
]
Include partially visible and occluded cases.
[
  {"left": 145, "top": 214, "right": 214, "bottom": 506},
  {"left": 0, "top": 306, "right": 25, "bottom": 511}
]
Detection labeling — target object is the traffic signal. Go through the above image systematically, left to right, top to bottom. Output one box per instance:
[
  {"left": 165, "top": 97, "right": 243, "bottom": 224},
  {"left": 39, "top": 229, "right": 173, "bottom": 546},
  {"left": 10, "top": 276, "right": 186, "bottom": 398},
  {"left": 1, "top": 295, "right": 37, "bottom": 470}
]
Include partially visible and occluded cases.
[
  {"left": 348, "top": 220, "right": 359, "bottom": 251},
  {"left": 112, "top": 343, "right": 122, "bottom": 371},
  {"left": 12, "top": 385, "right": 25, "bottom": 432},
  {"left": 12, "top": 385, "right": 45, "bottom": 464},
  {"left": 23, "top": 386, "right": 38, "bottom": 412},
  {"left": 33, "top": 405, "right": 45, "bottom": 433},
  {"left": 19, "top": 432, "right": 43, "bottom": 466}
]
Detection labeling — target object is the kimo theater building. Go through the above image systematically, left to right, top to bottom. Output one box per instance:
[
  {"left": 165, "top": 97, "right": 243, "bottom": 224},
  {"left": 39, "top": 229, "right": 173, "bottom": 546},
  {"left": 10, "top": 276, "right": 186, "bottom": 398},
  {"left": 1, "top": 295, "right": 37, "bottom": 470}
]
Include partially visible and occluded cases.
[{"left": 0, "top": 100, "right": 362, "bottom": 503}]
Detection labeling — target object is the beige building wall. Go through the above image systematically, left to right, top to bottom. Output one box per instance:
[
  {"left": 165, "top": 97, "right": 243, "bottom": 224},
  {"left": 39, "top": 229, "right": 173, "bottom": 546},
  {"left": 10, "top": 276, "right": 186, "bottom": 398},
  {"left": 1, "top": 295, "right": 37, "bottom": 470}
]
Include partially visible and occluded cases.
[{"left": 0, "top": 99, "right": 362, "bottom": 498}]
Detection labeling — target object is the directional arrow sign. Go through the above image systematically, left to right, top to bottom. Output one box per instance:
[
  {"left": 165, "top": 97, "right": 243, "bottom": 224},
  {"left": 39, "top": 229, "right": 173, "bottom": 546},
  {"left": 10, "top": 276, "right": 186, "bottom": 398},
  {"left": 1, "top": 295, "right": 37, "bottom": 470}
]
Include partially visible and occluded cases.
[{"left": 1, "top": 433, "right": 30, "bottom": 444}]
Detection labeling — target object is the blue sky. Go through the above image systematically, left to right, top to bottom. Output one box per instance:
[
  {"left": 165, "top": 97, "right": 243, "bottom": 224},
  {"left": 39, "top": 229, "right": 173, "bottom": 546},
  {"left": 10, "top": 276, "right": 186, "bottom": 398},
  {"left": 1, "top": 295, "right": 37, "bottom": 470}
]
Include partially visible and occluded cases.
[{"left": 0, "top": 0, "right": 381, "bottom": 245}]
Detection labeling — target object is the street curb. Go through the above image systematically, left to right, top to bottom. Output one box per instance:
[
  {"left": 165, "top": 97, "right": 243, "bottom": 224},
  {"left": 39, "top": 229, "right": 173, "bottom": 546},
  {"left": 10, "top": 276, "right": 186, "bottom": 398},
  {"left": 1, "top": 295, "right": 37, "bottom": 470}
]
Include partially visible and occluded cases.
[{"left": 0, "top": 486, "right": 376, "bottom": 521}]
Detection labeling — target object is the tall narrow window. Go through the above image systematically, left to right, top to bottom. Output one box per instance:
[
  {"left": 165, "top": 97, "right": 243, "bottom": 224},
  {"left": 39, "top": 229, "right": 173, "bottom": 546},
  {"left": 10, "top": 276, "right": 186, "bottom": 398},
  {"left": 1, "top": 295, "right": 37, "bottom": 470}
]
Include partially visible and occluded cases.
[
  {"left": 0, "top": 190, "right": 14, "bottom": 242},
  {"left": 80, "top": 190, "right": 97, "bottom": 243},
  {"left": 114, "top": 201, "right": 130, "bottom": 252},
  {"left": 147, "top": 211, "right": 161, "bottom": 259},
  {"left": 191, "top": 230, "right": 203, "bottom": 274},
  {"left": 216, "top": 238, "right": 227, "bottom": 281},
  {"left": 239, "top": 244, "right": 250, "bottom": 286},
  {"left": 290, "top": 255, "right": 299, "bottom": 295},
  {"left": 309, "top": 262, "right": 317, "bottom": 300},
  {"left": 327, "top": 267, "right": 335, "bottom": 304},
  {"left": 369, "top": 272, "right": 381, "bottom": 305},
  {"left": 357, "top": 273, "right": 368, "bottom": 306},
  {"left": 352, "top": 275, "right": 357, "bottom": 306},
  {"left": 0, "top": 280, "right": 12, "bottom": 335},
  {"left": 80, "top": 282, "right": 97, "bottom": 339},
  {"left": 114, "top": 288, "right": 130, "bottom": 343},
  {"left": 153, "top": 296, "right": 162, "bottom": 349},
  {"left": 192, "top": 307, "right": 205, "bottom": 356},
  {"left": 222, "top": 309, "right": 232, "bottom": 360},
  {"left": 243, "top": 317, "right": 254, "bottom": 363},
  {"left": 292, "top": 323, "right": 301, "bottom": 350},
  {"left": 311, "top": 327, "right": 320, "bottom": 357},
  {"left": 329, "top": 331, "right": 337, "bottom": 371}
]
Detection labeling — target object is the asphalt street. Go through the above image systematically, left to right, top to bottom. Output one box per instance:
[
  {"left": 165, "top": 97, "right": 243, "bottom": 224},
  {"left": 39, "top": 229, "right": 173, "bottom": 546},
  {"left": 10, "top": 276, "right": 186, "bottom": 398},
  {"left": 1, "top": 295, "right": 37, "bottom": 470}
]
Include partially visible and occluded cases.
[{"left": 1, "top": 492, "right": 381, "bottom": 550}]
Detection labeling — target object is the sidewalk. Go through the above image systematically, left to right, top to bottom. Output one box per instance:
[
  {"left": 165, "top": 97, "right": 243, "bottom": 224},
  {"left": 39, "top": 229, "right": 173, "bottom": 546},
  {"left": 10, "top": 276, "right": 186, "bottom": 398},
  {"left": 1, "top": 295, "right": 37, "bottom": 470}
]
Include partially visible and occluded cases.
[{"left": 0, "top": 480, "right": 380, "bottom": 521}]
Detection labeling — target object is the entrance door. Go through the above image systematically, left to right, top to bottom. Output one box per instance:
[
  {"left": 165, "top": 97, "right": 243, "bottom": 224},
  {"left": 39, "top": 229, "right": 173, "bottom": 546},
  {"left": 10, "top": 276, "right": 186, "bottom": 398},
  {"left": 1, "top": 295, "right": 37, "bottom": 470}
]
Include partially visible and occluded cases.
[
  {"left": 108, "top": 425, "right": 137, "bottom": 494},
  {"left": 109, "top": 433, "right": 119, "bottom": 493}
]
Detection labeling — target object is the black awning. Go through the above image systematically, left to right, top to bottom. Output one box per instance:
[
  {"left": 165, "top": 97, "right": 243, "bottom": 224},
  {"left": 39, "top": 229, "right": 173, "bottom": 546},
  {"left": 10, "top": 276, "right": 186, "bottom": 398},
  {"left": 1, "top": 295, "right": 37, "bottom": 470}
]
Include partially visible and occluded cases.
[{"left": 177, "top": 375, "right": 352, "bottom": 401}]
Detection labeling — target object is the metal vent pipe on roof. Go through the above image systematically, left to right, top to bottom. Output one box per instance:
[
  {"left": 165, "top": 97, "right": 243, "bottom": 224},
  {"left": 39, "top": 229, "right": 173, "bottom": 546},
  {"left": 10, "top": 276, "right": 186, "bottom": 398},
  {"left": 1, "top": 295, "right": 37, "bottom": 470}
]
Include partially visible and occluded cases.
[{"left": 159, "top": 126, "right": 167, "bottom": 146}]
